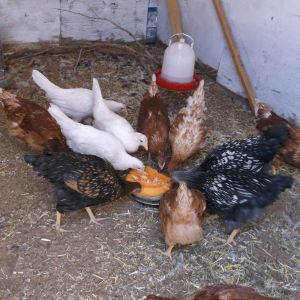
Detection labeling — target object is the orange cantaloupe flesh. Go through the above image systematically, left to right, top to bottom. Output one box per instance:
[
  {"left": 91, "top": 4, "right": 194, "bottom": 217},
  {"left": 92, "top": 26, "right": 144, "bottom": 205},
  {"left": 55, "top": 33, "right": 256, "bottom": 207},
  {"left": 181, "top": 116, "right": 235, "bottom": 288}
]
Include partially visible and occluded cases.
[{"left": 126, "top": 166, "right": 171, "bottom": 197}]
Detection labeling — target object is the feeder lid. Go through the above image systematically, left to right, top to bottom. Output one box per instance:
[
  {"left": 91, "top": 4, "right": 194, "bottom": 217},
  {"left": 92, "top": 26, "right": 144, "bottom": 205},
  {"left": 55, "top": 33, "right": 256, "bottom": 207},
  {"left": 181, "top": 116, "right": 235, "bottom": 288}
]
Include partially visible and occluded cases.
[{"left": 155, "top": 69, "right": 201, "bottom": 91}]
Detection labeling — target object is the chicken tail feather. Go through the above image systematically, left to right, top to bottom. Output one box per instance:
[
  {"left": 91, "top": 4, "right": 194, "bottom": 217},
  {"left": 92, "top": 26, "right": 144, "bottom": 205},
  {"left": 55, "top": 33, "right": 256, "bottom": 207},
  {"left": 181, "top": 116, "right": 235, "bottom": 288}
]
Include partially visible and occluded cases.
[
  {"left": 32, "top": 70, "right": 61, "bottom": 96},
  {"left": 92, "top": 78, "right": 109, "bottom": 117}
]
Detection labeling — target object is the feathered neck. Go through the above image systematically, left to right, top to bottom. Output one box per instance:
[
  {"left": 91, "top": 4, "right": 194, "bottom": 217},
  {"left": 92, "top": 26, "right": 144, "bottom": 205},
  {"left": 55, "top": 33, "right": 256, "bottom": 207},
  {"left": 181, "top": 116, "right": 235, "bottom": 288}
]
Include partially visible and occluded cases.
[{"left": 148, "top": 74, "right": 159, "bottom": 97}]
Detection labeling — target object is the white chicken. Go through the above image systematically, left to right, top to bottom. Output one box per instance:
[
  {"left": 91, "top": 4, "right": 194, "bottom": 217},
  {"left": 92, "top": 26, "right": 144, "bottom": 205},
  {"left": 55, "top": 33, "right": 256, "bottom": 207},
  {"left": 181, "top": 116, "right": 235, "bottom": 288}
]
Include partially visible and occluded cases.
[
  {"left": 32, "top": 70, "right": 127, "bottom": 122},
  {"left": 92, "top": 78, "right": 148, "bottom": 153},
  {"left": 48, "top": 104, "right": 144, "bottom": 171}
]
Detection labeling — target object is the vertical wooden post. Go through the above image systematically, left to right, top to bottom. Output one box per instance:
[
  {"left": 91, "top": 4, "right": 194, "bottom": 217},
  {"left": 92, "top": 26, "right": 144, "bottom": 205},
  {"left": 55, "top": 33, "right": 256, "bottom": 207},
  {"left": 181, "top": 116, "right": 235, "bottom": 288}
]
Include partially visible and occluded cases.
[
  {"left": 166, "top": 0, "right": 183, "bottom": 34},
  {"left": 213, "top": 0, "right": 256, "bottom": 113}
]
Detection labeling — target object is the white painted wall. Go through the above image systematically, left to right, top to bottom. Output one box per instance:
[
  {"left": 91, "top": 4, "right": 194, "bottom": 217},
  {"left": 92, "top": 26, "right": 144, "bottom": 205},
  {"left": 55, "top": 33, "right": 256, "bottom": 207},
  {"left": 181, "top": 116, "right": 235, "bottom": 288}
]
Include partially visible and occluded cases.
[
  {"left": 0, "top": 0, "right": 149, "bottom": 43},
  {"left": 0, "top": 0, "right": 60, "bottom": 43},
  {"left": 1, "top": 0, "right": 299, "bottom": 123},
  {"left": 60, "top": 0, "right": 148, "bottom": 41},
  {"left": 158, "top": 0, "right": 300, "bottom": 124}
]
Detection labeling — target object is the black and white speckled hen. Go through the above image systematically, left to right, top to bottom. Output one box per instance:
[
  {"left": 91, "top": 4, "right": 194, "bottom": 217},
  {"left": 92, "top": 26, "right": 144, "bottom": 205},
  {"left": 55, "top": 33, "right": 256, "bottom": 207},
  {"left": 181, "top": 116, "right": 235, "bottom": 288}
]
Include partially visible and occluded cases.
[
  {"left": 198, "top": 123, "right": 289, "bottom": 174},
  {"left": 171, "top": 127, "right": 293, "bottom": 244},
  {"left": 24, "top": 152, "right": 141, "bottom": 232},
  {"left": 172, "top": 168, "right": 293, "bottom": 243}
]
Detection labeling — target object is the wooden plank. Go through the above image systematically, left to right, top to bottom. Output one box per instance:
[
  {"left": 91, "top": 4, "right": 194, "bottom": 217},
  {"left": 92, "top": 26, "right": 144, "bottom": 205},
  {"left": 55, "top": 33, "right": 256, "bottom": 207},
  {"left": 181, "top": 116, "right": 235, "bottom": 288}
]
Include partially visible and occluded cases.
[
  {"left": 166, "top": 0, "right": 183, "bottom": 34},
  {"left": 213, "top": 0, "right": 256, "bottom": 113},
  {"left": 0, "top": 41, "right": 4, "bottom": 80}
]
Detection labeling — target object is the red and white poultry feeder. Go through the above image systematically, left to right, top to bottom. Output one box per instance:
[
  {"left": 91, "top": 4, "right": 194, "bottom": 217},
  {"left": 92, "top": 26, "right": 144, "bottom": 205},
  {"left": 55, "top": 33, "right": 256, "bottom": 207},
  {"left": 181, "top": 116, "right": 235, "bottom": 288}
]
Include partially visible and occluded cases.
[{"left": 156, "top": 33, "right": 200, "bottom": 91}]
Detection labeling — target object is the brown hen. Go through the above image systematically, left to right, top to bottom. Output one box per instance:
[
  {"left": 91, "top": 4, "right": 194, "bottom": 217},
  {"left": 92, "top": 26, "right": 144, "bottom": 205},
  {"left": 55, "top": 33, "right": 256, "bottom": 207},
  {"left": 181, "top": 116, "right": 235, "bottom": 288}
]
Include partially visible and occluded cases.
[
  {"left": 137, "top": 74, "right": 170, "bottom": 169},
  {"left": 168, "top": 80, "right": 207, "bottom": 171},
  {"left": 0, "top": 89, "right": 68, "bottom": 153},
  {"left": 256, "top": 101, "right": 300, "bottom": 168},
  {"left": 159, "top": 181, "right": 206, "bottom": 258},
  {"left": 144, "top": 284, "right": 278, "bottom": 300}
]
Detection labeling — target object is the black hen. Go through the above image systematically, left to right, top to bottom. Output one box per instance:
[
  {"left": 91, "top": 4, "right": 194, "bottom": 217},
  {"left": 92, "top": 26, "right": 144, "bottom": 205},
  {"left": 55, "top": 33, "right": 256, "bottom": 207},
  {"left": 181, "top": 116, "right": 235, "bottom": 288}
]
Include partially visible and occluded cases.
[
  {"left": 198, "top": 124, "right": 289, "bottom": 173},
  {"left": 24, "top": 152, "right": 141, "bottom": 232},
  {"left": 172, "top": 169, "right": 293, "bottom": 243}
]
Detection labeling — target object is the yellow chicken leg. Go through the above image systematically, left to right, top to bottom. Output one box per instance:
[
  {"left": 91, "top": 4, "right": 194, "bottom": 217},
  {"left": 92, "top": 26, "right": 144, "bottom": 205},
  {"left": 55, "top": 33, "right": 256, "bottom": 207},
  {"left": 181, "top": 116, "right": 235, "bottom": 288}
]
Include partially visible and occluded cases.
[
  {"left": 271, "top": 164, "right": 277, "bottom": 175},
  {"left": 85, "top": 207, "right": 107, "bottom": 225},
  {"left": 55, "top": 211, "right": 72, "bottom": 233},
  {"left": 206, "top": 213, "right": 219, "bottom": 221},
  {"left": 225, "top": 229, "right": 240, "bottom": 244},
  {"left": 157, "top": 244, "right": 175, "bottom": 259}
]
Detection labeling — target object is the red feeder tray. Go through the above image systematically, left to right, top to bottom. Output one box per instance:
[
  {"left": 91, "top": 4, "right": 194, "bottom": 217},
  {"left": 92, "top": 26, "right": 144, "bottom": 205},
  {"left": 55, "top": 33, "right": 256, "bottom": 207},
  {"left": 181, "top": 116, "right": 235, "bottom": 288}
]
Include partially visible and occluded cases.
[{"left": 155, "top": 69, "right": 201, "bottom": 91}]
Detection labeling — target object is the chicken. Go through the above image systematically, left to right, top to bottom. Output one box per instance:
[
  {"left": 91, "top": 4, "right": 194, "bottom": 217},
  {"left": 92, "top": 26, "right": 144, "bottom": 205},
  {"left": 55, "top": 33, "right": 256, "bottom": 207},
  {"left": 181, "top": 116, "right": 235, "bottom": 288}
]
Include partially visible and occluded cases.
[
  {"left": 32, "top": 70, "right": 127, "bottom": 122},
  {"left": 137, "top": 74, "right": 170, "bottom": 169},
  {"left": 92, "top": 78, "right": 148, "bottom": 153},
  {"left": 168, "top": 80, "right": 207, "bottom": 171},
  {"left": 0, "top": 89, "right": 68, "bottom": 153},
  {"left": 256, "top": 101, "right": 300, "bottom": 168},
  {"left": 48, "top": 104, "right": 144, "bottom": 171},
  {"left": 197, "top": 124, "right": 289, "bottom": 174},
  {"left": 24, "top": 152, "right": 141, "bottom": 231},
  {"left": 172, "top": 168, "right": 293, "bottom": 244},
  {"left": 159, "top": 181, "right": 206, "bottom": 258},
  {"left": 143, "top": 284, "right": 278, "bottom": 300}
]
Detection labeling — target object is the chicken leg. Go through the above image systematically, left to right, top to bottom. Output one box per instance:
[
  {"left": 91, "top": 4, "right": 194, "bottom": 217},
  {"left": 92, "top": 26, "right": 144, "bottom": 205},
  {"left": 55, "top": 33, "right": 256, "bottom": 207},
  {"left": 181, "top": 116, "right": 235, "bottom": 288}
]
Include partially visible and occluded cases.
[
  {"left": 271, "top": 164, "right": 277, "bottom": 175},
  {"left": 85, "top": 207, "right": 107, "bottom": 225},
  {"left": 55, "top": 211, "right": 72, "bottom": 233},
  {"left": 206, "top": 213, "right": 219, "bottom": 221},
  {"left": 225, "top": 229, "right": 240, "bottom": 244},
  {"left": 157, "top": 244, "right": 175, "bottom": 259}
]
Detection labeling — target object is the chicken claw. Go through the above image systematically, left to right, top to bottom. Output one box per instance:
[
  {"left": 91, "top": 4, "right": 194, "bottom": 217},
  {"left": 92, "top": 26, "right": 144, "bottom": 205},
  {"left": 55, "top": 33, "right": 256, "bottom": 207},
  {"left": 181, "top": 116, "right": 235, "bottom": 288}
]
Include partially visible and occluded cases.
[
  {"left": 271, "top": 164, "right": 277, "bottom": 175},
  {"left": 85, "top": 207, "right": 108, "bottom": 225},
  {"left": 54, "top": 211, "right": 72, "bottom": 233},
  {"left": 206, "top": 213, "right": 219, "bottom": 221},
  {"left": 225, "top": 229, "right": 240, "bottom": 245},
  {"left": 157, "top": 245, "right": 174, "bottom": 259}
]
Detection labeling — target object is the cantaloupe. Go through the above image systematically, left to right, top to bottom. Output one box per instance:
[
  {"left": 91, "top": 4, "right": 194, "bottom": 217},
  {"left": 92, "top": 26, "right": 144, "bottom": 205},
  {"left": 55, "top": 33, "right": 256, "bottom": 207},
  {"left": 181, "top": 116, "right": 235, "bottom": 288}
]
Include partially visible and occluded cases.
[{"left": 126, "top": 166, "right": 171, "bottom": 197}]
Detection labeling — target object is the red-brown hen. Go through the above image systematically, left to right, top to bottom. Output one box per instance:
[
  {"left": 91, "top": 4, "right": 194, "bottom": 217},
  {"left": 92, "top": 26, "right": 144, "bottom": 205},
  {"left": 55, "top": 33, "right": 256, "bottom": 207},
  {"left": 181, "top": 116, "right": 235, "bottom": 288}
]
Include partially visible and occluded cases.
[
  {"left": 137, "top": 74, "right": 170, "bottom": 169},
  {"left": 0, "top": 89, "right": 68, "bottom": 153},
  {"left": 255, "top": 101, "right": 300, "bottom": 168},
  {"left": 159, "top": 181, "right": 206, "bottom": 258},
  {"left": 144, "top": 284, "right": 278, "bottom": 300}
]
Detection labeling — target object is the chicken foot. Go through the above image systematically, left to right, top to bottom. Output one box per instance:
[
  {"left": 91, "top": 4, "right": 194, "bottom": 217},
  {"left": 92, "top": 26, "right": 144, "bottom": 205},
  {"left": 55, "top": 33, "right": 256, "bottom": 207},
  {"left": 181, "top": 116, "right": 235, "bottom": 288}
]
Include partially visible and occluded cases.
[
  {"left": 271, "top": 164, "right": 277, "bottom": 175},
  {"left": 85, "top": 207, "right": 108, "bottom": 225},
  {"left": 55, "top": 211, "right": 72, "bottom": 233},
  {"left": 206, "top": 213, "right": 219, "bottom": 221},
  {"left": 225, "top": 229, "right": 240, "bottom": 244},
  {"left": 157, "top": 245, "right": 175, "bottom": 259}
]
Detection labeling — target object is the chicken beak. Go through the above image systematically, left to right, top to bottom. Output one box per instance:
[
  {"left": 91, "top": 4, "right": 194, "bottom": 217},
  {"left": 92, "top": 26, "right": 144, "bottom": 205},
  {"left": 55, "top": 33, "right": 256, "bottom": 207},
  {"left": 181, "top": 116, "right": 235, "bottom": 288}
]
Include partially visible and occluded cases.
[
  {"left": 121, "top": 107, "right": 128, "bottom": 116},
  {"left": 142, "top": 143, "right": 148, "bottom": 151},
  {"left": 158, "top": 161, "right": 166, "bottom": 170}
]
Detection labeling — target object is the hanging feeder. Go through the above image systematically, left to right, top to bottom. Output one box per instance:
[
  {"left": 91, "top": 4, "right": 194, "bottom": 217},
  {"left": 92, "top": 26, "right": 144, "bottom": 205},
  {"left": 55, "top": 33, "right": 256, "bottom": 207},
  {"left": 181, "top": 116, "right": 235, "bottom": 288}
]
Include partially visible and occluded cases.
[{"left": 156, "top": 33, "right": 200, "bottom": 91}]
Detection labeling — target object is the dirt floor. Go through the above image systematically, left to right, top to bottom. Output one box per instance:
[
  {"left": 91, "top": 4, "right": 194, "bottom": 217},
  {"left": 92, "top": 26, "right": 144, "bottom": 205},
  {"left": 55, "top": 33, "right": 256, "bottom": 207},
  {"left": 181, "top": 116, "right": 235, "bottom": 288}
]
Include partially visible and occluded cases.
[{"left": 0, "top": 42, "right": 299, "bottom": 300}]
